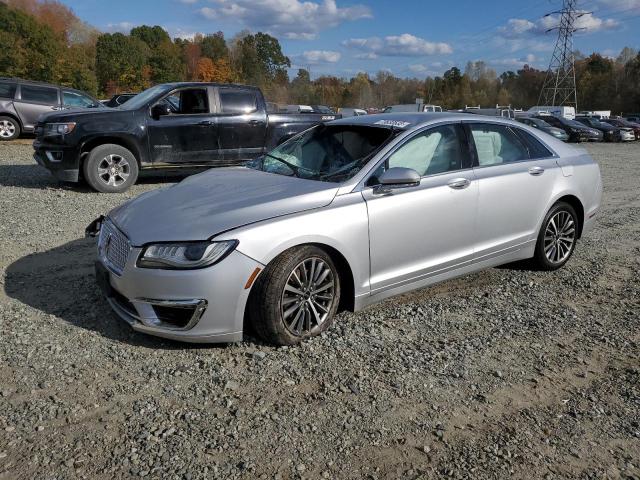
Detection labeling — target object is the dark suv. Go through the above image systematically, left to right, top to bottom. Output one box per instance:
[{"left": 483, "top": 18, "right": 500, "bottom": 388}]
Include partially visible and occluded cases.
[{"left": 0, "top": 78, "right": 102, "bottom": 141}]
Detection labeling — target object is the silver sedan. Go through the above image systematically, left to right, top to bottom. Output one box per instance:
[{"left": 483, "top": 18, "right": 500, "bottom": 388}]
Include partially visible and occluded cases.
[{"left": 89, "top": 113, "right": 602, "bottom": 345}]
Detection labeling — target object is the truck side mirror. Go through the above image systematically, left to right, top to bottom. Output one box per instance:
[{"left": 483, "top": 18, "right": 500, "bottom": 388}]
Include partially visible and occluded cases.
[{"left": 151, "top": 104, "right": 170, "bottom": 120}]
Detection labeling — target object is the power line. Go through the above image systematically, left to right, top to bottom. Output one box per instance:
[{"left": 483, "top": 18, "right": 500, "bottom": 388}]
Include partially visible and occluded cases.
[{"left": 538, "top": 0, "right": 582, "bottom": 108}]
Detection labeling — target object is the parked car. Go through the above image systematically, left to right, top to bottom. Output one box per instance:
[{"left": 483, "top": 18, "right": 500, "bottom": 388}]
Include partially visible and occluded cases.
[
  {"left": 0, "top": 77, "right": 102, "bottom": 141},
  {"left": 33, "top": 82, "right": 341, "bottom": 193},
  {"left": 102, "top": 93, "right": 137, "bottom": 108},
  {"left": 382, "top": 104, "right": 422, "bottom": 113},
  {"left": 311, "top": 105, "right": 336, "bottom": 114},
  {"left": 528, "top": 105, "right": 576, "bottom": 120},
  {"left": 338, "top": 107, "right": 367, "bottom": 117},
  {"left": 87, "top": 113, "right": 602, "bottom": 345},
  {"left": 533, "top": 115, "right": 602, "bottom": 142},
  {"left": 624, "top": 115, "right": 640, "bottom": 123},
  {"left": 516, "top": 116, "right": 569, "bottom": 141},
  {"left": 575, "top": 116, "right": 622, "bottom": 142},
  {"left": 601, "top": 118, "right": 640, "bottom": 140}
]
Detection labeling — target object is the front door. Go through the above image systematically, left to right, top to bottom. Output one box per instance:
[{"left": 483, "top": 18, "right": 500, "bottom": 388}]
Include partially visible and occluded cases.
[
  {"left": 14, "top": 84, "right": 61, "bottom": 131},
  {"left": 147, "top": 87, "right": 218, "bottom": 165},
  {"left": 214, "top": 87, "right": 267, "bottom": 164},
  {"left": 466, "top": 122, "right": 560, "bottom": 260},
  {"left": 362, "top": 123, "right": 478, "bottom": 293}
]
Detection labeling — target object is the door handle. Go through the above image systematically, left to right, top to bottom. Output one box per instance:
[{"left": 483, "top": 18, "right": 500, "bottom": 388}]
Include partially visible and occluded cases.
[
  {"left": 197, "top": 120, "right": 213, "bottom": 126},
  {"left": 248, "top": 120, "right": 262, "bottom": 126},
  {"left": 529, "top": 166, "right": 545, "bottom": 176},
  {"left": 447, "top": 178, "right": 471, "bottom": 190}
]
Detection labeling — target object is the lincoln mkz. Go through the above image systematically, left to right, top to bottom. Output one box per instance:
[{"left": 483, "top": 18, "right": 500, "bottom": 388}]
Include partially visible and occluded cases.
[{"left": 87, "top": 113, "right": 602, "bottom": 345}]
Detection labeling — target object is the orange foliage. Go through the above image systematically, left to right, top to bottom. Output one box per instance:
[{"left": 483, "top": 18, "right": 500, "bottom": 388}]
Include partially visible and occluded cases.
[
  {"left": 6, "top": 0, "right": 75, "bottom": 38},
  {"left": 195, "top": 57, "right": 234, "bottom": 83}
]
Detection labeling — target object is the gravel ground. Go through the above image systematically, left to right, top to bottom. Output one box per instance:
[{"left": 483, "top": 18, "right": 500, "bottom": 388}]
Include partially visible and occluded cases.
[{"left": 0, "top": 142, "right": 638, "bottom": 480}]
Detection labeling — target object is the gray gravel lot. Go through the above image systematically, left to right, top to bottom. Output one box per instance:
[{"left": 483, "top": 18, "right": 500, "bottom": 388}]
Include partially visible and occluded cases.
[{"left": 0, "top": 142, "right": 639, "bottom": 479}]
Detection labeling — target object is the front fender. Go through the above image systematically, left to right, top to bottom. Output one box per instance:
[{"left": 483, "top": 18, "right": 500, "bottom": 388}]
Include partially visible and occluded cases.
[{"left": 216, "top": 192, "right": 371, "bottom": 298}]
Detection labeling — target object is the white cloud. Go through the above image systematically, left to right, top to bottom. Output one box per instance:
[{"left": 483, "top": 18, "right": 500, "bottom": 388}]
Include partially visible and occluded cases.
[
  {"left": 199, "top": 0, "right": 372, "bottom": 40},
  {"left": 596, "top": 0, "right": 640, "bottom": 13},
  {"left": 498, "top": 12, "right": 619, "bottom": 38},
  {"left": 106, "top": 21, "right": 135, "bottom": 33},
  {"left": 343, "top": 34, "right": 453, "bottom": 57},
  {"left": 300, "top": 50, "right": 341, "bottom": 64},
  {"left": 491, "top": 54, "right": 540, "bottom": 67},
  {"left": 408, "top": 64, "right": 428, "bottom": 73}
]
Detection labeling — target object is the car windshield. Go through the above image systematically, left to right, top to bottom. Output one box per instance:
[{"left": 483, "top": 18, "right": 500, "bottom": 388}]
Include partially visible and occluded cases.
[
  {"left": 117, "top": 84, "right": 172, "bottom": 110},
  {"left": 567, "top": 119, "right": 587, "bottom": 128},
  {"left": 247, "top": 124, "right": 397, "bottom": 183}
]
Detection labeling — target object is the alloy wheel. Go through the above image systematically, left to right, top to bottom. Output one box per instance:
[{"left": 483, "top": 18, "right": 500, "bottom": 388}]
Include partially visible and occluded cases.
[
  {"left": 0, "top": 120, "right": 16, "bottom": 138},
  {"left": 97, "top": 154, "right": 130, "bottom": 187},
  {"left": 543, "top": 210, "right": 575, "bottom": 264},
  {"left": 281, "top": 257, "right": 335, "bottom": 336}
]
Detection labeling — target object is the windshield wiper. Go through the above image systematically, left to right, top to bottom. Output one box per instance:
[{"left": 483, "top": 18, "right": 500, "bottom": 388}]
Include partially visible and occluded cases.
[{"left": 264, "top": 153, "right": 318, "bottom": 178}]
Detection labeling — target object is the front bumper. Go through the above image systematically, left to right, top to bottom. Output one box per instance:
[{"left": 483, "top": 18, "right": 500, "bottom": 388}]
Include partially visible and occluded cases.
[
  {"left": 620, "top": 131, "right": 635, "bottom": 141},
  {"left": 33, "top": 139, "right": 81, "bottom": 182},
  {"left": 95, "top": 242, "right": 264, "bottom": 343}
]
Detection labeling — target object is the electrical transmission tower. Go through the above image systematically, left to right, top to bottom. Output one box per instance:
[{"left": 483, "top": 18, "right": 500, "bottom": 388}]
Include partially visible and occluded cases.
[{"left": 538, "top": 0, "right": 589, "bottom": 108}]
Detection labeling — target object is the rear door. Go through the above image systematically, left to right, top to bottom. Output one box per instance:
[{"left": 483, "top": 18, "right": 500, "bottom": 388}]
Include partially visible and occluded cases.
[
  {"left": 14, "top": 84, "right": 61, "bottom": 131},
  {"left": 146, "top": 86, "right": 218, "bottom": 165},
  {"left": 214, "top": 87, "right": 267, "bottom": 163},
  {"left": 467, "top": 122, "right": 560, "bottom": 261}
]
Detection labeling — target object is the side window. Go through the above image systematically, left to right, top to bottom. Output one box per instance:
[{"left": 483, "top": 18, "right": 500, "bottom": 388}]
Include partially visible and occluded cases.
[
  {"left": 0, "top": 82, "right": 16, "bottom": 99},
  {"left": 20, "top": 85, "right": 59, "bottom": 104},
  {"left": 160, "top": 89, "right": 209, "bottom": 115},
  {"left": 219, "top": 89, "right": 257, "bottom": 114},
  {"left": 63, "top": 91, "right": 95, "bottom": 107},
  {"left": 470, "top": 123, "right": 529, "bottom": 166},
  {"left": 386, "top": 124, "right": 465, "bottom": 176},
  {"left": 513, "top": 128, "right": 554, "bottom": 159}
]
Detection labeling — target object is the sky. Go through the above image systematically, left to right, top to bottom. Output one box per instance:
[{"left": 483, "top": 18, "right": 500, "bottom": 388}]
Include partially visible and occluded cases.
[{"left": 61, "top": 0, "right": 640, "bottom": 79}]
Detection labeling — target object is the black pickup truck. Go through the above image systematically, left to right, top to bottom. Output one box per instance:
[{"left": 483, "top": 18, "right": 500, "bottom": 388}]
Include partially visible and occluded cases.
[{"left": 33, "top": 82, "right": 339, "bottom": 192}]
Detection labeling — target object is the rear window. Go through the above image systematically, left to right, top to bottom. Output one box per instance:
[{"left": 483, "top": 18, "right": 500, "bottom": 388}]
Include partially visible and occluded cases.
[
  {"left": 0, "top": 82, "right": 16, "bottom": 99},
  {"left": 21, "top": 85, "right": 58, "bottom": 104},
  {"left": 219, "top": 89, "right": 257, "bottom": 114},
  {"left": 514, "top": 128, "right": 554, "bottom": 159}
]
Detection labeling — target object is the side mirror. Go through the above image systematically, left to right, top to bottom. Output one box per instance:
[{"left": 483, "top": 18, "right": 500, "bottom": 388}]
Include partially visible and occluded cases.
[
  {"left": 151, "top": 103, "right": 170, "bottom": 120},
  {"left": 374, "top": 167, "right": 421, "bottom": 194}
]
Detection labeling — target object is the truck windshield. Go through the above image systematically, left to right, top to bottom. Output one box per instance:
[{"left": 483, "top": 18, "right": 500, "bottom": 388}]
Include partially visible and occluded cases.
[
  {"left": 117, "top": 84, "right": 172, "bottom": 110},
  {"left": 248, "top": 124, "right": 396, "bottom": 183}
]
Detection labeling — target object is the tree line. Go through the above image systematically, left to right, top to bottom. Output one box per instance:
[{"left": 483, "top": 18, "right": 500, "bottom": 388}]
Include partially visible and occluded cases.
[{"left": 1, "top": 0, "right": 639, "bottom": 113}]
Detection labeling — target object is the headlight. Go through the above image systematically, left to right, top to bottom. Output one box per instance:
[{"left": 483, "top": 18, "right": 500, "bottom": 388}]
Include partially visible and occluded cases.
[
  {"left": 44, "top": 122, "right": 76, "bottom": 135},
  {"left": 137, "top": 240, "right": 238, "bottom": 269}
]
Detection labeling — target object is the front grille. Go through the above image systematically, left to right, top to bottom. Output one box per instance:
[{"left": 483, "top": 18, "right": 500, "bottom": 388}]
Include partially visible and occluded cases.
[
  {"left": 98, "top": 218, "right": 131, "bottom": 275},
  {"left": 152, "top": 304, "right": 195, "bottom": 329}
]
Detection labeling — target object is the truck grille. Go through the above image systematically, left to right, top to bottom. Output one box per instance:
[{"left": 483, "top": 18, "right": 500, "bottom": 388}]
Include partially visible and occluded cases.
[{"left": 98, "top": 218, "right": 130, "bottom": 275}]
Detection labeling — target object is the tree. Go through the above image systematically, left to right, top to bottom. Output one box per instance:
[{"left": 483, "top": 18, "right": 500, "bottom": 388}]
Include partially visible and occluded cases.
[
  {"left": 0, "top": 2, "right": 63, "bottom": 82},
  {"left": 131, "top": 25, "right": 184, "bottom": 83},
  {"left": 96, "top": 32, "right": 150, "bottom": 93},
  {"left": 201, "top": 32, "right": 228, "bottom": 61}
]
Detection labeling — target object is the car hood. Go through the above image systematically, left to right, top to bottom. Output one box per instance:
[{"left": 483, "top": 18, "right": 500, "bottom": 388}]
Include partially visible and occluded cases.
[
  {"left": 39, "top": 107, "right": 120, "bottom": 123},
  {"left": 545, "top": 126, "right": 568, "bottom": 136},
  {"left": 109, "top": 168, "right": 339, "bottom": 245}
]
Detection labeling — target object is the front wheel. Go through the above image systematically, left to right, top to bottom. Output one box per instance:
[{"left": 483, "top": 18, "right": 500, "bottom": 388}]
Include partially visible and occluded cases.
[
  {"left": 0, "top": 116, "right": 20, "bottom": 141},
  {"left": 83, "top": 144, "right": 139, "bottom": 193},
  {"left": 532, "top": 202, "right": 578, "bottom": 270},
  {"left": 248, "top": 246, "right": 341, "bottom": 345}
]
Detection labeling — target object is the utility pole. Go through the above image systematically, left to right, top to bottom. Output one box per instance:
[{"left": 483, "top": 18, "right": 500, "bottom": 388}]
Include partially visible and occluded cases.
[{"left": 538, "top": 0, "right": 590, "bottom": 109}]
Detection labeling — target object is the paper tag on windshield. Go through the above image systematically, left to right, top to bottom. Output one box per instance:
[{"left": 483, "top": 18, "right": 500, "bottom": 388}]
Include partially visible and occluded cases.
[{"left": 374, "top": 120, "right": 411, "bottom": 128}]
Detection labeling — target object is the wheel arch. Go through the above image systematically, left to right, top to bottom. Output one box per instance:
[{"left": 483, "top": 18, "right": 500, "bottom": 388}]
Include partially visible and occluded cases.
[
  {"left": 0, "top": 112, "right": 23, "bottom": 130},
  {"left": 80, "top": 135, "right": 143, "bottom": 167},
  {"left": 554, "top": 194, "right": 585, "bottom": 238},
  {"left": 242, "top": 240, "right": 357, "bottom": 334}
]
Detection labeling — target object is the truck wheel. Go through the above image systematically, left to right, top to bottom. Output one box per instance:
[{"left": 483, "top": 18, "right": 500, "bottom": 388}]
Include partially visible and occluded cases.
[
  {"left": 0, "top": 116, "right": 20, "bottom": 141},
  {"left": 83, "top": 144, "right": 139, "bottom": 193}
]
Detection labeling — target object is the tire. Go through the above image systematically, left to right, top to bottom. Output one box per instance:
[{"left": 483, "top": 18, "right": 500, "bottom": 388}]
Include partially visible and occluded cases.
[
  {"left": 0, "top": 116, "right": 21, "bottom": 141},
  {"left": 83, "top": 144, "right": 139, "bottom": 193},
  {"left": 532, "top": 201, "right": 578, "bottom": 271},
  {"left": 248, "top": 245, "right": 341, "bottom": 346}
]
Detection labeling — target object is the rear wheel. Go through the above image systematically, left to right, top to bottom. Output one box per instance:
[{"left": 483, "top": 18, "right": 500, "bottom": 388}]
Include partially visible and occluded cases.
[
  {"left": 0, "top": 116, "right": 20, "bottom": 141},
  {"left": 83, "top": 144, "right": 139, "bottom": 193},
  {"left": 532, "top": 202, "right": 578, "bottom": 270},
  {"left": 248, "top": 246, "right": 341, "bottom": 345}
]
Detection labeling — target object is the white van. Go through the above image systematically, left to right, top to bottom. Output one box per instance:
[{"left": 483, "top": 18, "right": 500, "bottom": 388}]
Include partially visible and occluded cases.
[{"left": 528, "top": 105, "right": 576, "bottom": 120}]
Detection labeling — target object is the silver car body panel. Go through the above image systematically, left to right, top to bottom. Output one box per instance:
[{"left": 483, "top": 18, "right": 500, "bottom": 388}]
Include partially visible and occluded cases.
[{"left": 98, "top": 113, "right": 602, "bottom": 342}]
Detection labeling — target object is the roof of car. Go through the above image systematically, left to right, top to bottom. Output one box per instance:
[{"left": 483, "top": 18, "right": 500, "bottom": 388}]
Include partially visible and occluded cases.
[
  {"left": 159, "top": 82, "right": 261, "bottom": 90},
  {"left": 331, "top": 112, "right": 519, "bottom": 130}
]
